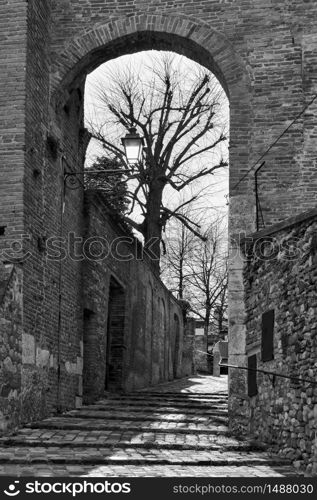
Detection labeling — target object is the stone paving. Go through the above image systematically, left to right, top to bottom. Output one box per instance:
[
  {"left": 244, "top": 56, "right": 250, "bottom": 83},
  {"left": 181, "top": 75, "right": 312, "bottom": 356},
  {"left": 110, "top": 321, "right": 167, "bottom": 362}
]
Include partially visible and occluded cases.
[{"left": 0, "top": 375, "right": 302, "bottom": 477}]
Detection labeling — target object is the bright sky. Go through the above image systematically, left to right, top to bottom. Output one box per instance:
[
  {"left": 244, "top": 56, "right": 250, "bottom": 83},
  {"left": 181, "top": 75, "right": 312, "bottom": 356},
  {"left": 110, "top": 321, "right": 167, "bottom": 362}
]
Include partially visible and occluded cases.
[{"left": 84, "top": 51, "right": 229, "bottom": 229}]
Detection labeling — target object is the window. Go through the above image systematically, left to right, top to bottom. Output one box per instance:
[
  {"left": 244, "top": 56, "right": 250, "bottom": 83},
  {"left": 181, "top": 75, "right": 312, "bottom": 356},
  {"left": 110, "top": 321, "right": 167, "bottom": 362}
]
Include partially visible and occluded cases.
[
  {"left": 261, "top": 309, "right": 274, "bottom": 362},
  {"left": 248, "top": 354, "right": 258, "bottom": 397}
]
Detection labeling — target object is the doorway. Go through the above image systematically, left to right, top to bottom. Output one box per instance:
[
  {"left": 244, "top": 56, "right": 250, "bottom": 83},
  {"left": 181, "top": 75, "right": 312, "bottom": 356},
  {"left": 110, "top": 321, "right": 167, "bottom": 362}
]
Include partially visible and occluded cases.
[{"left": 105, "top": 276, "right": 126, "bottom": 392}]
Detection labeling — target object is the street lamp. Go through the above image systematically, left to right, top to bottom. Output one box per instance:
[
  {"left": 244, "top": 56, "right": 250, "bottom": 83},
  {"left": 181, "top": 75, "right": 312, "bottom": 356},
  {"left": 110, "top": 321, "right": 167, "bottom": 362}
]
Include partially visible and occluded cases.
[
  {"left": 121, "top": 127, "right": 144, "bottom": 165},
  {"left": 64, "top": 128, "right": 144, "bottom": 190}
]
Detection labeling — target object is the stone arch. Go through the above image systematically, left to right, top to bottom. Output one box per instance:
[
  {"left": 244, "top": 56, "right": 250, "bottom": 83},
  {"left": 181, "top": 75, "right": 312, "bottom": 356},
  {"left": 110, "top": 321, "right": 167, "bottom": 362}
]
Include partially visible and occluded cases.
[
  {"left": 51, "top": 12, "right": 253, "bottom": 211},
  {"left": 51, "top": 13, "right": 248, "bottom": 100}
]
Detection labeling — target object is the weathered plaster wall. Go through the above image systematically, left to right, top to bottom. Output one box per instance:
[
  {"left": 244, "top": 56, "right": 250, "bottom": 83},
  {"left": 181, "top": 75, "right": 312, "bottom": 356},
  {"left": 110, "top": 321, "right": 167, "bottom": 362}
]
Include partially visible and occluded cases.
[
  {"left": 83, "top": 191, "right": 189, "bottom": 403},
  {"left": 243, "top": 209, "right": 317, "bottom": 475}
]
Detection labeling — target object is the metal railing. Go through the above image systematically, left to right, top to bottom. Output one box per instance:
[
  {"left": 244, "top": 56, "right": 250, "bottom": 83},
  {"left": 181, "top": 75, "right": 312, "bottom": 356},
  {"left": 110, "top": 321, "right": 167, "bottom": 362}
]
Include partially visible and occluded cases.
[
  {"left": 195, "top": 350, "right": 317, "bottom": 386},
  {"left": 220, "top": 363, "right": 317, "bottom": 386}
]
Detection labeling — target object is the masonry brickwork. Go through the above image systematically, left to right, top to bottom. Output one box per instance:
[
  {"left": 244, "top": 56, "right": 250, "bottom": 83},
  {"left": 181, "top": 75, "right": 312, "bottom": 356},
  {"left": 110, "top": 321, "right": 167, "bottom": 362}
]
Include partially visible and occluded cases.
[
  {"left": 0, "top": 0, "right": 317, "bottom": 437},
  {"left": 83, "top": 191, "right": 191, "bottom": 403},
  {"left": 242, "top": 209, "right": 317, "bottom": 475}
]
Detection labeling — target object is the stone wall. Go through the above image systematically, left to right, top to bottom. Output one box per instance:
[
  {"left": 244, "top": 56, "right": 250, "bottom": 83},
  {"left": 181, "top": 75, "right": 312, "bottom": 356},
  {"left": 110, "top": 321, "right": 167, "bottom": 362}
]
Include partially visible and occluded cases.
[
  {"left": 83, "top": 191, "right": 190, "bottom": 403},
  {"left": 242, "top": 208, "right": 317, "bottom": 475},
  {"left": 0, "top": 263, "right": 22, "bottom": 432},
  {"left": 181, "top": 318, "right": 196, "bottom": 377},
  {"left": 194, "top": 332, "right": 209, "bottom": 373}
]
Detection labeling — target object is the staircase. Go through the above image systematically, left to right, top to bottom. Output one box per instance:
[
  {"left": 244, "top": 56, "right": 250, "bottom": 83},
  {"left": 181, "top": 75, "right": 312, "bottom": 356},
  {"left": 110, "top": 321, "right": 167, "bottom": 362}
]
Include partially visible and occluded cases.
[{"left": 0, "top": 378, "right": 299, "bottom": 476}]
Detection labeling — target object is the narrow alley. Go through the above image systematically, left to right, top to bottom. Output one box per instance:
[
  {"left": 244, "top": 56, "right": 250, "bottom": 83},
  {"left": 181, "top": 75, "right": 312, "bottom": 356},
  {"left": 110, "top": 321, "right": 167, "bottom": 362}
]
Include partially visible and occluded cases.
[{"left": 0, "top": 376, "right": 300, "bottom": 477}]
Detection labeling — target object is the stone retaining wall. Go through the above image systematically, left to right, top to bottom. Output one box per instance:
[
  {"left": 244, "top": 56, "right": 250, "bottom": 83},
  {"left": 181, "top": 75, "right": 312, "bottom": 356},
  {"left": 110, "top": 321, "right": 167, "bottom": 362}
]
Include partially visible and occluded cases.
[
  {"left": 243, "top": 208, "right": 317, "bottom": 475},
  {"left": 0, "top": 264, "right": 22, "bottom": 433}
]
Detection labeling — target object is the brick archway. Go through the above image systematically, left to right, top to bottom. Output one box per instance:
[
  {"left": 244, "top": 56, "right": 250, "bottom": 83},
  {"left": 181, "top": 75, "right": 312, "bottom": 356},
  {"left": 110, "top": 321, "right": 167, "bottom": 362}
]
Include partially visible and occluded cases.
[
  {"left": 50, "top": 12, "right": 253, "bottom": 188},
  {"left": 51, "top": 12, "right": 253, "bottom": 217},
  {"left": 50, "top": 13, "right": 253, "bottom": 431},
  {"left": 51, "top": 13, "right": 248, "bottom": 98}
]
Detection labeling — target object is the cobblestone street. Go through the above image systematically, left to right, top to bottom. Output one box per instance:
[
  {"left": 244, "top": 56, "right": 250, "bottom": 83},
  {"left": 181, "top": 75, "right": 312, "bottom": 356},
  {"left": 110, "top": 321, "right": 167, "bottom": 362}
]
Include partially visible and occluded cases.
[{"left": 0, "top": 375, "right": 301, "bottom": 477}]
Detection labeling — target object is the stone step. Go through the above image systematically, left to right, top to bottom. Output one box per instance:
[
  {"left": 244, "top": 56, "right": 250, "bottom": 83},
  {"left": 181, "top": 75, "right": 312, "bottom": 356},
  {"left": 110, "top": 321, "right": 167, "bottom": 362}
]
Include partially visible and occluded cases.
[
  {"left": 0, "top": 375, "right": 299, "bottom": 477},
  {"left": 129, "top": 391, "right": 228, "bottom": 398},
  {"left": 98, "top": 393, "right": 225, "bottom": 399},
  {"left": 103, "top": 394, "right": 228, "bottom": 401},
  {"left": 101, "top": 399, "right": 227, "bottom": 406},
  {"left": 86, "top": 402, "right": 227, "bottom": 411},
  {"left": 68, "top": 407, "right": 228, "bottom": 418},
  {"left": 26, "top": 413, "right": 227, "bottom": 427},
  {"left": 61, "top": 413, "right": 228, "bottom": 426},
  {"left": 22, "top": 419, "right": 230, "bottom": 435},
  {"left": 2, "top": 429, "right": 248, "bottom": 445},
  {"left": 0, "top": 436, "right": 264, "bottom": 453},
  {"left": 0, "top": 447, "right": 288, "bottom": 467},
  {"left": 0, "top": 463, "right": 299, "bottom": 477}
]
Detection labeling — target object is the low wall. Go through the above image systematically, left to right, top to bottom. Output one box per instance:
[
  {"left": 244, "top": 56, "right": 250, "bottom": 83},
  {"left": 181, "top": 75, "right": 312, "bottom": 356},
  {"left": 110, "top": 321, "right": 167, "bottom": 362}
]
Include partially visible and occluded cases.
[
  {"left": 83, "top": 191, "right": 193, "bottom": 403},
  {"left": 243, "top": 208, "right": 317, "bottom": 475}
]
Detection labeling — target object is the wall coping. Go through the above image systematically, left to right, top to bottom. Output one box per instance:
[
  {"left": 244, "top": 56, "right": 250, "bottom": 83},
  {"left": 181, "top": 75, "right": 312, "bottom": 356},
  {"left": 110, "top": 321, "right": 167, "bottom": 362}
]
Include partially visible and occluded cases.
[{"left": 242, "top": 206, "right": 317, "bottom": 243}]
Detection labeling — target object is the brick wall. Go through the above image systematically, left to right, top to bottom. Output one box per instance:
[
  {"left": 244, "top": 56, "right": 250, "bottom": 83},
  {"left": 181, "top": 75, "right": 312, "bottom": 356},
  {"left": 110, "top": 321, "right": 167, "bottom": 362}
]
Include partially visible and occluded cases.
[
  {"left": 0, "top": 0, "right": 27, "bottom": 254},
  {"left": 83, "top": 191, "right": 190, "bottom": 403},
  {"left": 242, "top": 209, "right": 317, "bottom": 475}
]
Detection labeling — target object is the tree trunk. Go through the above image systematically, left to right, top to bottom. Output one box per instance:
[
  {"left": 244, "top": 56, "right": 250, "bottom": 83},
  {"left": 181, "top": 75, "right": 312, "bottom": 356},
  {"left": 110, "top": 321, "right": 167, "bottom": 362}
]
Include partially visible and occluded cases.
[
  {"left": 144, "top": 184, "right": 164, "bottom": 271},
  {"left": 178, "top": 224, "right": 186, "bottom": 299},
  {"left": 178, "top": 256, "right": 184, "bottom": 299},
  {"left": 204, "top": 306, "right": 211, "bottom": 337},
  {"left": 203, "top": 308, "right": 211, "bottom": 371},
  {"left": 218, "top": 309, "right": 223, "bottom": 335}
]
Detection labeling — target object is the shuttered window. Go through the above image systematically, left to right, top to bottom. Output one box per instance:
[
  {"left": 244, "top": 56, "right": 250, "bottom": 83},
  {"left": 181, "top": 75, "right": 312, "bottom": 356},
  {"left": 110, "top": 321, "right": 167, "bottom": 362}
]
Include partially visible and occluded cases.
[
  {"left": 261, "top": 309, "right": 275, "bottom": 361},
  {"left": 248, "top": 354, "right": 257, "bottom": 397}
]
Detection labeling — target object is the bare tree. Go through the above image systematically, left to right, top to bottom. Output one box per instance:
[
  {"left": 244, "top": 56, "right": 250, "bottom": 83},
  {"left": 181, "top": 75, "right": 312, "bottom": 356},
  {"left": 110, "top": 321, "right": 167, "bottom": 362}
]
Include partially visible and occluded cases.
[
  {"left": 87, "top": 55, "right": 228, "bottom": 268},
  {"left": 161, "top": 205, "right": 197, "bottom": 299},
  {"left": 162, "top": 208, "right": 228, "bottom": 339},
  {"left": 187, "top": 218, "right": 228, "bottom": 338}
]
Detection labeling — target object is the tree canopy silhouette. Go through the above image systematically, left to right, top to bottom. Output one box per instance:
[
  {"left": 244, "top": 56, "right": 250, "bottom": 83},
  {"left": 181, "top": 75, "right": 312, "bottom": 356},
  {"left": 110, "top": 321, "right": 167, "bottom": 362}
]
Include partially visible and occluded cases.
[{"left": 87, "top": 55, "right": 228, "bottom": 269}]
